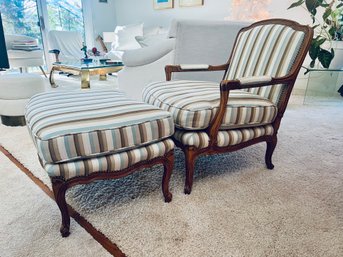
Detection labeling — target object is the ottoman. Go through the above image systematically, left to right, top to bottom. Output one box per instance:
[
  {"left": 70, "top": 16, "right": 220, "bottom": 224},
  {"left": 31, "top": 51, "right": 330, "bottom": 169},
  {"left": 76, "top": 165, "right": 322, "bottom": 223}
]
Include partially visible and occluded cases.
[
  {"left": 0, "top": 73, "right": 45, "bottom": 126},
  {"left": 25, "top": 90, "right": 175, "bottom": 237}
]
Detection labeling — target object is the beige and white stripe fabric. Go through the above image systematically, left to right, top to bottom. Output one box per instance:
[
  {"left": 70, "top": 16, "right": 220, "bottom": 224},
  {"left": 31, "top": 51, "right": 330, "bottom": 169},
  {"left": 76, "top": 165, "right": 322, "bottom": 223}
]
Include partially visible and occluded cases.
[
  {"left": 226, "top": 24, "right": 305, "bottom": 104},
  {"left": 143, "top": 80, "right": 277, "bottom": 131},
  {"left": 25, "top": 90, "right": 174, "bottom": 165},
  {"left": 174, "top": 125, "right": 274, "bottom": 149},
  {"left": 44, "top": 139, "right": 174, "bottom": 180}
]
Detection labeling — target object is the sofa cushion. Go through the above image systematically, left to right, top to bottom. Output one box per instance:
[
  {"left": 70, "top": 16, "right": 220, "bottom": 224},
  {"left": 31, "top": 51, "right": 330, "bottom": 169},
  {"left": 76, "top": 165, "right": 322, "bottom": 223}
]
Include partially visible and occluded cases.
[
  {"left": 113, "top": 23, "right": 143, "bottom": 51},
  {"left": 143, "top": 80, "right": 277, "bottom": 130},
  {"left": 25, "top": 90, "right": 174, "bottom": 165},
  {"left": 174, "top": 125, "right": 274, "bottom": 149}
]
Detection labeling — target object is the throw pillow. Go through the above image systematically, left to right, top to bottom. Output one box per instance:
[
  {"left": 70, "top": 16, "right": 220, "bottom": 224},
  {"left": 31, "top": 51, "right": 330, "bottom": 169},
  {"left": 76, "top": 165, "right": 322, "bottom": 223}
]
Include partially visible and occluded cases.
[{"left": 113, "top": 23, "right": 143, "bottom": 51}]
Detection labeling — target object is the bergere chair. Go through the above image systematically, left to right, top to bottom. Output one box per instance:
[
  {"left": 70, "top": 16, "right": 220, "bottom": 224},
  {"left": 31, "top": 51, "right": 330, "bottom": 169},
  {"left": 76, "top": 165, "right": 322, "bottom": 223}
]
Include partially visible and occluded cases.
[{"left": 143, "top": 19, "right": 313, "bottom": 194}]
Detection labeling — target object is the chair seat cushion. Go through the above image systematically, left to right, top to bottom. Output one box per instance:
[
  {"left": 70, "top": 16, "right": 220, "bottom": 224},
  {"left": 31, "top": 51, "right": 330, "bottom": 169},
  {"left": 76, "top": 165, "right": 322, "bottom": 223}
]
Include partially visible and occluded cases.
[
  {"left": 143, "top": 80, "right": 278, "bottom": 130},
  {"left": 25, "top": 90, "right": 174, "bottom": 165},
  {"left": 174, "top": 125, "right": 274, "bottom": 149}
]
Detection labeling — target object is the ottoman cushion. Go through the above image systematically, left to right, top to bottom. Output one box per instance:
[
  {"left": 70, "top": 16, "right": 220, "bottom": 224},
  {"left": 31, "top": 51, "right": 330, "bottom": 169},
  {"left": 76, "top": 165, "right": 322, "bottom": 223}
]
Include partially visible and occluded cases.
[
  {"left": 0, "top": 73, "right": 45, "bottom": 100},
  {"left": 25, "top": 90, "right": 174, "bottom": 165},
  {"left": 45, "top": 139, "right": 174, "bottom": 180}
]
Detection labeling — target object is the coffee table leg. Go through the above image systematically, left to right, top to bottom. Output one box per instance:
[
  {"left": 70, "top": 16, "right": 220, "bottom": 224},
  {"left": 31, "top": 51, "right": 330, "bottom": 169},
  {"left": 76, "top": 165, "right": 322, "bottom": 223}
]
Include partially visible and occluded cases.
[
  {"left": 49, "top": 66, "right": 58, "bottom": 88},
  {"left": 81, "top": 70, "right": 90, "bottom": 89},
  {"left": 99, "top": 73, "right": 107, "bottom": 81}
]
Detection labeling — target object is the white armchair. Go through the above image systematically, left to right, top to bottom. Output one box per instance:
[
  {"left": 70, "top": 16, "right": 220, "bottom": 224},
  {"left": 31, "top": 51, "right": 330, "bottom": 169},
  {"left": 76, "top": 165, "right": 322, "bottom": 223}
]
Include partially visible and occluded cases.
[
  {"left": 117, "top": 20, "right": 250, "bottom": 100},
  {"left": 48, "top": 30, "right": 83, "bottom": 63},
  {"left": 5, "top": 34, "right": 46, "bottom": 77}
]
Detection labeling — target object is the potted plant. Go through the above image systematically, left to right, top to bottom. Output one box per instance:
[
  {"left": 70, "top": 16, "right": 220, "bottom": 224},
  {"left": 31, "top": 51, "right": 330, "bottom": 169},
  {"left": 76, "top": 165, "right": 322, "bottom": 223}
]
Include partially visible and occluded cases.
[{"left": 288, "top": 0, "right": 343, "bottom": 68}]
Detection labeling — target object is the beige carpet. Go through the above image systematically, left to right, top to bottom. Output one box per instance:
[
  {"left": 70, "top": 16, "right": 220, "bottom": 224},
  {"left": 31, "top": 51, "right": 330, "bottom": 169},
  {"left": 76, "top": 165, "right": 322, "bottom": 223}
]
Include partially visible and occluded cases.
[
  {"left": 0, "top": 100, "right": 343, "bottom": 257},
  {"left": 0, "top": 152, "right": 111, "bottom": 257}
]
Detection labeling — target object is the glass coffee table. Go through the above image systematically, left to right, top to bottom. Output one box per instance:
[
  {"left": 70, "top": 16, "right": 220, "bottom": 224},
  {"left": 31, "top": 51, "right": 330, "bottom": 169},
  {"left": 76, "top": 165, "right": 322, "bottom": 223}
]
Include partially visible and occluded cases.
[
  {"left": 49, "top": 60, "right": 124, "bottom": 89},
  {"left": 302, "top": 66, "right": 343, "bottom": 105}
]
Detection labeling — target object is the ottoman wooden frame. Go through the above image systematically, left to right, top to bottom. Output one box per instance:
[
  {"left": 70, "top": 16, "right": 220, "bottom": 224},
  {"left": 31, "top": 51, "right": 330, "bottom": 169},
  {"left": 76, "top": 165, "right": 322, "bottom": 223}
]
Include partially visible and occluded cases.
[{"left": 51, "top": 150, "right": 174, "bottom": 237}]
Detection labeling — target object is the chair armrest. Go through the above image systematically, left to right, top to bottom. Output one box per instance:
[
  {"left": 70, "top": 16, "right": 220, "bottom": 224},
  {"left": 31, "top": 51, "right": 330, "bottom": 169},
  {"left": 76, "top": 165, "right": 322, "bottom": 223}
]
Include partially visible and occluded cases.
[
  {"left": 48, "top": 49, "right": 60, "bottom": 62},
  {"left": 49, "top": 49, "right": 60, "bottom": 54},
  {"left": 165, "top": 64, "right": 228, "bottom": 81},
  {"left": 220, "top": 75, "right": 294, "bottom": 91}
]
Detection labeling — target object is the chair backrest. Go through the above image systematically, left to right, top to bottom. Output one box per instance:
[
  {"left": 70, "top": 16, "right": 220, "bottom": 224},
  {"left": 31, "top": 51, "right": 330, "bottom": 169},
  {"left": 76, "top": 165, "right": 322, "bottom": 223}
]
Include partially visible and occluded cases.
[
  {"left": 173, "top": 19, "right": 250, "bottom": 82},
  {"left": 225, "top": 19, "right": 311, "bottom": 104},
  {"left": 48, "top": 30, "right": 83, "bottom": 62}
]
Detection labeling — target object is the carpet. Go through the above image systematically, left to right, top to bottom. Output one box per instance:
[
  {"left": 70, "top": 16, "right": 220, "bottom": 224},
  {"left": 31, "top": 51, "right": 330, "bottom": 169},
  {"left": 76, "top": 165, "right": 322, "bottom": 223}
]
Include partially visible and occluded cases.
[
  {"left": 0, "top": 102, "right": 342, "bottom": 257},
  {"left": 0, "top": 152, "right": 111, "bottom": 257}
]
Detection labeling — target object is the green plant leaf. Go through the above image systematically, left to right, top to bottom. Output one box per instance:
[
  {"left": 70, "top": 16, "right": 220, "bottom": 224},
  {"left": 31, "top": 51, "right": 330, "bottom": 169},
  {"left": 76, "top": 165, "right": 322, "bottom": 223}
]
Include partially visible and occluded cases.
[
  {"left": 288, "top": 0, "right": 304, "bottom": 9},
  {"left": 305, "top": 0, "right": 319, "bottom": 15},
  {"left": 320, "top": 3, "right": 329, "bottom": 7},
  {"left": 322, "top": 7, "right": 332, "bottom": 21},
  {"left": 311, "top": 15, "right": 316, "bottom": 23},
  {"left": 328, "top": 26, "right": 336, "bottom": 38},
  {"left": 317, "top": 37, "right": 327, "bottom": 46},
  {"left": 309, "top": 42, "right": 320, "bottom": 60},
  {"left": 318, "top": 48, "right": 335, "bottom": 68},
  {"left": 309, "top": 60, "right": 316, "bottom": 68}
]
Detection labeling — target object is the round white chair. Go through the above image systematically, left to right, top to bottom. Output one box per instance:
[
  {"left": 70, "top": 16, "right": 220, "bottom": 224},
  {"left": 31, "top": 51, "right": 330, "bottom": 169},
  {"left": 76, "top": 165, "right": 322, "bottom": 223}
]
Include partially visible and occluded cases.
[{"left": 0, "top": 73, "right": 45, "bottom": 126}]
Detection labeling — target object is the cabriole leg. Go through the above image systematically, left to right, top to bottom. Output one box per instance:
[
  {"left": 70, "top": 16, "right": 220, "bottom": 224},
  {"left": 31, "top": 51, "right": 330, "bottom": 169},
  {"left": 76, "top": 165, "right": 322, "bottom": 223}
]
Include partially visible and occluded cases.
[
  {"left": 265, "top": 136, "right": 277, "bottom": 170},
  {"left": 184, "top": 147, "right": 197, "bottom": 195},
  {"left": 162, "top": 151, "right": 174, "bottom": 202},
  {"left": 51, "top": 178, "right": 70, "bottom": 237}
]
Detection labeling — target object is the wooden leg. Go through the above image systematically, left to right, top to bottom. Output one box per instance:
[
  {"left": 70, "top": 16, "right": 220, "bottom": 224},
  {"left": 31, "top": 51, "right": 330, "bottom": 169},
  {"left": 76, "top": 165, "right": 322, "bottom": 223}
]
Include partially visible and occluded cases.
[
  {"left": 39, "top": 66, "right": 48, "bottom": 78},
  {"left": 49, "top": 66, "right": 58, "bottom": 88},
  {"left": 81, "top": 70, "right": 90, "bottom": 89},
  {"left": 99, "top": 73, "right": 107, "bottom": 81},
  {"left": 265, "top": 136, "right": 277, "bottom": 170},
  {"left": 184, "top": 147, "right": 197, "bottom": 195},
  {"left": 162, "top": 151, "right": 174, "bottom": 202},
  {"left": 51, "top": 178, "right": 70, "bottom": 237}
]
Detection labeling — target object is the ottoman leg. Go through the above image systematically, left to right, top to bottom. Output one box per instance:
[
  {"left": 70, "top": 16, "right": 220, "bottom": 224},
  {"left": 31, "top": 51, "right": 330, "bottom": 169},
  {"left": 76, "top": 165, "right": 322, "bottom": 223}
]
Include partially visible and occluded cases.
[
  {"left": 162, "top": 151, "right": 174, "bottom": 203},
  {"left": 51, "top": 178, "right": 70, "bottom": 237}
]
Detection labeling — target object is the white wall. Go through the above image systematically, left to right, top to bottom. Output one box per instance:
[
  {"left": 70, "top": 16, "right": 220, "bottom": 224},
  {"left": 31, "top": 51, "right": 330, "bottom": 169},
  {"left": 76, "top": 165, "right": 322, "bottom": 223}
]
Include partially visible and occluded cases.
[
  {"left": 83, "top": 0, "right": 117, "bottom": 49},
  {"left": 91, "top": 0, "right": 117, "bottom": 37},
  {"left": 113, "top": 0, "right": 312, "bottom": 29},
  {"left": 114, "top": 0, "right": 231, "bottom": 28}
]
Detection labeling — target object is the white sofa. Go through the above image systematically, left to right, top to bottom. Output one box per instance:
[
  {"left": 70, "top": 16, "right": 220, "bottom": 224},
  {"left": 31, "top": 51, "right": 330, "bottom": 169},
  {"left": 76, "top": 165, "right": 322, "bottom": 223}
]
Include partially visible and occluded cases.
[
  {"left": 118, "top": 20, "right": 250, "bottom": 101},
  {"left": 105, "top": 24, "right": 169, "bottom": 61}
]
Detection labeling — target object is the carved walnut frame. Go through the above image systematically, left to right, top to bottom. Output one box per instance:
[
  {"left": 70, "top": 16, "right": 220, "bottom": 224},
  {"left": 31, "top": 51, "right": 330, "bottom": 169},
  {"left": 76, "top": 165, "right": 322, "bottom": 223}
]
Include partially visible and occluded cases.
[
  {"left": 165, "top": 19, "right": 313, "bottom": 194},
  {"left": 51, "top": 150, "right": 174, "bottom": 237}
]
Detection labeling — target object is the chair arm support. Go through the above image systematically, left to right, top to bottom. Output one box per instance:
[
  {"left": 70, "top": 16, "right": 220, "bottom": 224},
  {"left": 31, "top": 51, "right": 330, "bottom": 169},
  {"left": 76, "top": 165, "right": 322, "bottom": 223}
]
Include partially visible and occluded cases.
[
  {"left": 49, "top": 49, "right": 61, "bottom": 62},
  {"left": 49, "top": 49, "right": 60, "bottom": 54},
  {"left": 165, "top": 64, "right": 228, "bottom": 81},
  {"left": 219, "top": 75, "right": 294, "bottom": 91}
]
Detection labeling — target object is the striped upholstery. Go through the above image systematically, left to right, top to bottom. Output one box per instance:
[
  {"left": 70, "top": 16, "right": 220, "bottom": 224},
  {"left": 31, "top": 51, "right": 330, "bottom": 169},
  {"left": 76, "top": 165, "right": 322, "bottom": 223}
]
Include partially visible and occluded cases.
[
  {"left": 226, "top": 24, "right": 305, "bottom": 104},
  {"left": 143, "top": 80, "right": 277, "bottom": 130},
  {"left": 25, "top": 90, "right": 174, "bottom": 165},
  {"left": 174, "top": 125, "right": 274, "bottom": 149},
  {"left": 44, "top": 139, "right": 174, "bottom": 180}
]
